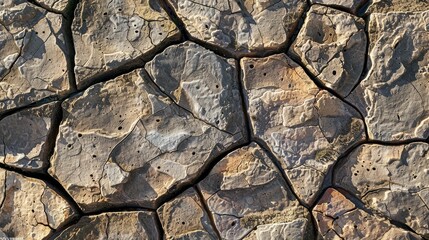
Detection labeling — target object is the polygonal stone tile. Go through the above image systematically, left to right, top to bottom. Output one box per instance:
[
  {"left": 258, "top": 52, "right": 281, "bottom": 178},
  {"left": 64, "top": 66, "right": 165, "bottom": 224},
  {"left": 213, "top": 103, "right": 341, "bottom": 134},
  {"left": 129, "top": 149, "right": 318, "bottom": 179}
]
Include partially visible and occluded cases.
[
  {"left": 0, "top": 0, "right": 70, "bottom": 113},
  {"left": 72, "top": 0, "right": 180, "bottom": 87},
  {"left": 166, "top": 0, "right": 306, "bottom": 55},
  {"left": 310, "top": 0, "right": 366, "bottom": 13},
  {"left": 367, "top": 0, "right": 429, "bottom": 13},
  {"left": 290, "top": 5, "right": 367, "bottom": 97},
  {"left": 347, "top": 11, "right": 429, "bottom": 141},
  {"left": 145, "top": 41, "right": 246, "bottom": 135},
  {"left": 241, "top": 54, "right": 365, "bottom": 205},
  {"left": 49, "top": 69, "right": 246, "bottom": 212},
  {"left": 0, "top": 102, "right": 59, "bottom": 172},
  {"left": 198, "top": 143, "right": 312, "bottom": 239},
  {"left": 335, "top": 143, "right": 429, "bottom": 237},
  {"left": 0, "top": 169, "right": 76, "bottom": 240},
  {"left": 157, "top": 188, "right": 218, "bottom": 239},
  {"left": 313, "top": 188, "right": 421, "bottom": 239},
  {"left": 54, "top": 211, "right": 160, "bottom": 239}
]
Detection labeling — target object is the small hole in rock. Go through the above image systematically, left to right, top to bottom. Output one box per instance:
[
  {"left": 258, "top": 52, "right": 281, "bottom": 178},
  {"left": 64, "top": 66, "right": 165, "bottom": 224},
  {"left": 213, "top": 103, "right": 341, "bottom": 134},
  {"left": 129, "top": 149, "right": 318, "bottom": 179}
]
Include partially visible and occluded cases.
[
  {"left": 103, "top": 12, "right": 107, "bottom": 15},
  {"left": 205, "top": 24, "right": 209, "bottom": 29},
  {"left": 135, "top": 30, "right": 138, "bottom": 33},
  {"left": 159, "top": 32, "right": 162, "bottom": 35},
  {"left": 249, "top": 64, "right": 254, "bottom": 69},
  {"left": 332, "top": 70, "right": 336, "bottom": 75},
  {"left": 263, "top": 73, "right": 266, "bottom": 76},
  {"left": 215, "top": 85, "right": 219, "bottom": 88},
  {"left": 156, "top": 119, "right": 160, "bottom": 122},
  {"left": 118, "top": 126, "right": 123, "bottom": 130},
  {"left": 78, "top": 133, "right": 82, "bottom": 137},
  {"left": 67, "top": 144, "right": 72, "bottom": 148},
  {"left": 192, "top": 152, "right": 196, "bottom": 155},
  {"left": 92, "top": 155, "right": 97, "bottom": 158},
  {"left": 157, "top": 166, "right": 160, "bottom": 169},
  {"left": 372, "top": 167, "right": 376, "bottom": 170},
  {"left": 182, "top": 221, "right": 185, "bottom": 225},
  {"left": 231, "top": 222, "right": 236, "bottom": 226}
]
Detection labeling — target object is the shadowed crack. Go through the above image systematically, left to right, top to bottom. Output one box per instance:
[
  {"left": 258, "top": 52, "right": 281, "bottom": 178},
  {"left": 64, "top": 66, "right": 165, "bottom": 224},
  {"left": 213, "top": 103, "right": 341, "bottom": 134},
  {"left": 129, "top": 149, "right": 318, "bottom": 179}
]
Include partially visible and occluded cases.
[{"left": 194, "top": 186, "right": 223, "bottom": 239}]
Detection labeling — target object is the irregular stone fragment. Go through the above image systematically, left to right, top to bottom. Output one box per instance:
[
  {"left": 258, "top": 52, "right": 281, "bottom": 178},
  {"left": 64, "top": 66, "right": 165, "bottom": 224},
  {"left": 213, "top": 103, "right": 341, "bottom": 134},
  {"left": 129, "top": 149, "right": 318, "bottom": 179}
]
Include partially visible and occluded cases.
[
  {"left": 34, "top": 0, "right": 69, "bottom": 11},
  {"left": 72, "top": 0, "right": 180, "bottom": 87},
  {"left": 167, "top": 0, "right": 306, "bottom": 55},
  {"left": 310, "top": 0, "right": 366, "bottom": 13},
  {"left": 367, "top": 0, "right": 429, "bottom": 13},
  {"left": 0, "top": 1, "right": 70, "bottom": 113},
  {"left": 290, "top": 5, "right": 367, "bottom": 97},
  {"left": 347, "top": 11, "right": 429, "bottom": 141},
  {"left": 145, "top": 41, "right": 245, "bottom": 135},
  {"left": 241, "top": 54, "right": 365, "bottom": 204},
  {"left": 49, "top": 69, "right": 246, "bottom": 212},
  {"left": 0, "top": 102, "right": 59, "bottom": 172},
  {"left": 198, "top": 143, "right": 312, "bottom": 239},
  {"left": 335, "top": 143, "right": 429, "bottom": 237},
  {"left": 0, "top": 169, "right": 76, "bottom": 240},
  {"left": 157, "top": 188, "right": 218, "bottom": 239},
  {"left": 313, "top": 188, "right": 421, "bottom": 239},
  {"left": 55, "top": 211, "right": 159, "bottom": 239},
  {"left": 243, "top": 218, "right": 310, "bottom": 240}
]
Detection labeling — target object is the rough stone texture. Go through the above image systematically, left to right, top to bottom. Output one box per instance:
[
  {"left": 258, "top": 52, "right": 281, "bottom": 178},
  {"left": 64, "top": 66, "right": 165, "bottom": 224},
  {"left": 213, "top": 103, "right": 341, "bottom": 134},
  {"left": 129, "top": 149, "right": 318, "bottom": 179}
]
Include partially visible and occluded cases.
[
  {"left": 0, "top": 0, "right": 70, "bottom": 113},
  {"left": 35, "top": 0, "right": 69, "bottom": 11},
  {"left": 72, "top": 0, "right": 180, "bottom": 87},
  {"left": 167, "top": 0, "right": 307, "bottom": 55},
  {"left": 310, "top": 0, "right": 366, "bottom": 13},
  {"left": 367, "top": 0, "right": 429, "bottom": 13},
  {"left": 290, "top": 5, "right": 367, "bottom": 97},
  {"left": 347, "top": 11, "right": 429, "bottom": 141},
  {"left": 146, "top": 41, "right": 246, "bottom": 135},
  {"left": 241, "top": 54, "right": 365, "bottom": 205},
  {"left": 49, "top": 69, "right": 246, "bottom": 212},
  {"left": 0, "top": 102, "right": 58, "bottom": 172},
  {"left": 198, "top": 143, "right": 312, "bottom": 239},
  {"left": 335, "top": 143, "right": 429, "bottom": 237},
  {"left": 0, "top": 169, "right": 76, "bottom": 239},
  {"left": 157, "top": 188, "right": 218, "bottom": 239},
  {"left": 313, "top": 188, "right": 421, "bottom": 239},
  {"left": 55, "top": 211, "right": 159, "bottom": 239},
  {"left": 243, "top": 218, "right": 311, "bottom": 240}
]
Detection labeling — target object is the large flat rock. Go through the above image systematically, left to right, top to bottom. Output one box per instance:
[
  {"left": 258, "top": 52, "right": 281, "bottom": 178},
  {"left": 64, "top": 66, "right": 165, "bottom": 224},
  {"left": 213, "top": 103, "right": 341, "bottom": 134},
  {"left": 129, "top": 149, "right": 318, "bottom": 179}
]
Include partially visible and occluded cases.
[
  {"left": 72, "top": 0, "right": 180, "bottom": 87},
  {"left": 167, "top": 0, "right": 306, "bottom": 55},
  {"left": 0, "top": 1, "right": 70, "bottom": 113},
  {"left": 290, "top": 5, "right": 367, "bottom": 97},
  {"left": 347, "top": 11, "right": 429, "bottom": 141},
  {"left": 145, "top": 41, "right": 246, "bottom": 135},
  {"left": 241, "top": 54, "right": 365, "bottom": 205},
  {"left": 49, "top": 69, "right": 246, "bottom": 212},
  {"left": 0, "top": 102, "right": 59, "bottom": 172},
  {"left": 198, "top": 143, "right": 312, "bottom": 239},
  {"left": 335, "top": 143, "right": 429, "bottom": 237},
  {"left": 0, "top": 169, "right": 76, "bottom": 239},
  {"left": 313, "top": 188, "right": 421, "bottom": 239},
  {"left": 55, "top": 211, "right": 160, "bottom": 239}
]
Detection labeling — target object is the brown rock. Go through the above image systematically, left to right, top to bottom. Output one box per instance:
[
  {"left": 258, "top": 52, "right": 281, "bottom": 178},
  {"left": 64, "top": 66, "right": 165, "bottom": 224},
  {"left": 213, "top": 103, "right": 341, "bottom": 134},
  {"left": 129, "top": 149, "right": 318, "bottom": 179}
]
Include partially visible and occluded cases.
[{"left": 367, "top": 0, "right": 429, "bottom": 13}]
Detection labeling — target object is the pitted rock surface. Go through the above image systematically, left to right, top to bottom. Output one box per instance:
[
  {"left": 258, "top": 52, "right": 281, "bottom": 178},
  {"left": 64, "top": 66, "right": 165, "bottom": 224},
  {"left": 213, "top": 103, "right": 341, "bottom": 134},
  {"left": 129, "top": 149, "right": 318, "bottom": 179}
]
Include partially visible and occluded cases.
[
  {"left": 0, "top": 0, "right": 69, "bottom": 113},
  {"left": 72, "top": 0, "right": 180, "bottom": 87},
  {"left": 166, "top": 0, "right": 307, "bottom": 55},
  {"left": 367, "top": 0, "right": 429, "bottom": 13},
  {"left": 290, "top": 5, "right": 367, "bottom": 97},
  {"left": 241, "top": 54, "right": 365, "bottom": 205},
  {"left": 49, "top": 69, "right": 246, "bottom": 212},
  {"left": 198, "top": 143, "right": 312, "bottom": 239},
  {"left": 335, "top": 143, "right": 429, "bottom": 237},
  {"left": 0, "top": 169, "right": 76, "bottom": 239}
]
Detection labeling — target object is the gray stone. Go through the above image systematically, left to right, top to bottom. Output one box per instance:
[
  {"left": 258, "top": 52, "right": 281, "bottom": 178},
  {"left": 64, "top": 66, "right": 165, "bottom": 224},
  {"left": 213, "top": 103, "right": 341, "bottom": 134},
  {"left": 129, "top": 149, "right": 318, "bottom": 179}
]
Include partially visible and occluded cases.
[
  {"left": 35, "top": 0, "right": 69, "bottom": 11},
  {"left": 72, "top": 0, "right": 180, "bottom": 87},
  {"left": 167, "top": 0, "right": 306, "bottom": 55},
  {"left": 310, "top": 0, "right": 366, "bottom": 13},
  {"left": 367, "top": 0, "right": 429, "bottom": 13},
  {"left": 0, "top": 1, "right": 70, "bottom": 113},
  {"left": 290, "top": 5, "right": 367, "bottom": 97},
  {"left": 145, "top": 41, "right": 246, "bottom": 135},
  {"left": 241, "top": 54, "right": 365, "bottom": 205},
  {"left": 49, "top": 69, "right": 246, "bottom": 212},
  {"left": 0, "top": 102, "right": 59, "bottom": 172},
  {"left": 198, "top": 143, "right": 311, "bottom": 239},
  {"left": 335, "top": 143, "right": 429, "bottom": 237},
  {"left": 0, "top": 169, "right": 76, "bottom": 240},
  {"left": 157, "top": 188, "right": 218, "bottom": 239},
  {"left": 55, "top": 211, "right": 160, "bottom": 239},
  {"left": 243, "top": 218, "right": 311, "bottom": 240}
]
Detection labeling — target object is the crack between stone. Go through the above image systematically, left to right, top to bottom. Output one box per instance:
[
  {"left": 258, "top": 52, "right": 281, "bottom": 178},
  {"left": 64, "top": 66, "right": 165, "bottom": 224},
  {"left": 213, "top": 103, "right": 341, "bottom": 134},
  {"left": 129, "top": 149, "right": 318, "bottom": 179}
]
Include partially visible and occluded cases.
[
  {"left": 27, "top": 0, "right": 64, "bottom": 14},
  {"left": 194, "top": 186, "right": 223, "bottom": 239}
]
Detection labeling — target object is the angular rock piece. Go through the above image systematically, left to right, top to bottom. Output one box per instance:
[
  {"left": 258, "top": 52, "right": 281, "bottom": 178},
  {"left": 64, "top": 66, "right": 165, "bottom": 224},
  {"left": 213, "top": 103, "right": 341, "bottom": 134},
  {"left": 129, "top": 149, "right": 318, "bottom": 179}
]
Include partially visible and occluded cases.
[
  {"left": 34, "top": 0, "right": 69, "bottom": 11},
  {"left": 72, "top": 0, "right": 180, "bottom": 87},
  {"left": 167, "top": 0, "right": 306, "bottom": 55},
  {"left": 310, "top": 0, "right": 366, "bottom": 13},
  {"left": 367, "top": 0, "right": 429, "bottom": 13},
  {"left": 0, "top": 1, "right": 70, "bottom": 113},
  {"left": 290, "top": 5, "right": 367, "bottom": 97},
  {"left": 347, "top": 11, "right": 429, "bottom": 141},
  {"left": 146, "top": 41, "right": 246, "bottom": 135},
  {"left": 241, "top": 54, "right": 365, "bottom": 204},
  {"left": 49, "top": 69, "right": 246, "bottom": 212},
  {"left": 0, "top": 102, "right": 59, "bottom": 172},
  {"left": 198, "top": 143, "right": 312, "bottom": 239},
  {"left": 335, "top": 143, "right": 429, "bottom": 237},
  {"left": 0, "top": 169, "right": 76, "bottom": 240},
  {"left": 157, "top": 188, "right": 218, "bottom": 239},
  {"left": 313, "top": 188, "right": 421, "bottom": 239},
  {"left": 55, "top": 211, "right": 159, "bottom": 239},
  {"left": 243, "top": 218, "right": 311, "bottom": 240}
]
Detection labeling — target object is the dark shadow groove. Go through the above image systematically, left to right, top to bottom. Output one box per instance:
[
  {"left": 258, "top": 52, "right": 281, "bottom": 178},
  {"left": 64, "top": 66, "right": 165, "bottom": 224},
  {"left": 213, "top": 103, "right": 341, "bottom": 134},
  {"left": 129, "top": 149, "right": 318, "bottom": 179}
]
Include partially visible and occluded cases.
[
  {"left": 27, "top": 0, "right": 63, "bottom": 14},
  {"left": 235, "top": 60, "right": 252, "bottom": 142},
  {"left": 40, "top": 101, "right": 63, "bottom": 171},
  {"left": 194, "top": 186, "right": 223, "bottom": 239}
]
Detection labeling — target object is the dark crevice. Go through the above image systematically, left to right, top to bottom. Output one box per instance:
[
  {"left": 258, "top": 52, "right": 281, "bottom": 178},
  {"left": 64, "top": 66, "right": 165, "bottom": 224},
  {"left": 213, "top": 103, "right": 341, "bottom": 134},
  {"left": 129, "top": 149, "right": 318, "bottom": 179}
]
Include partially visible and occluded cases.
[
  {"left": 27, "top": 0, "right": 63, "bottom": 14},
  {"left": 156, "top": 0, "right": 190, "bottom": 41},
  {"left": 357, "top": 0, "right": 371, "bottom": 17},
  {"left": 310, "top": 2, "right": 361, "bottom": 16},
  {"left": 235, "top": 60, "right": 252, "bottom": 142},
  {"left": 0, "top": 95, "right": 59, "bottom": 121},
  {"left": 40, "top": 101, "right": 63, "bottom": 171},
  {"left": 194, "top": 186, "right": 222, "bottom": 239},
  {"left": 83, "top": 206, "right": 156, "bottom": 216},
  {"left": 153, "top": 209, "right": 165, "bottom": 240},
  {"left": 45, "top": 214, "right": 81, "bottom": 240}
]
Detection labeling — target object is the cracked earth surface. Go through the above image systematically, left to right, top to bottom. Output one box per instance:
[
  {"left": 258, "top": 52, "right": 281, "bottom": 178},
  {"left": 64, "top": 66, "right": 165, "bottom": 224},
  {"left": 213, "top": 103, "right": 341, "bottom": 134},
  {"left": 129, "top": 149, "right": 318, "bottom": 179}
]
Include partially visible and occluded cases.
[{"left": 0, "top": 0, "right": 428, "bottom": 239}]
